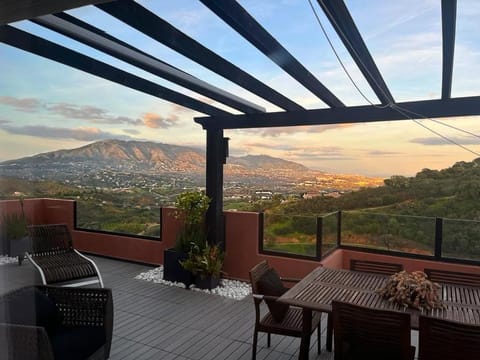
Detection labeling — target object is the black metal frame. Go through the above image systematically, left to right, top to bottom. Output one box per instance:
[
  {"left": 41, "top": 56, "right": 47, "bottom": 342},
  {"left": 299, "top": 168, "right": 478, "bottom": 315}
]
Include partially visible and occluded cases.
[{"left": 0, "top": 0, "right": 476, "bottom": 249}]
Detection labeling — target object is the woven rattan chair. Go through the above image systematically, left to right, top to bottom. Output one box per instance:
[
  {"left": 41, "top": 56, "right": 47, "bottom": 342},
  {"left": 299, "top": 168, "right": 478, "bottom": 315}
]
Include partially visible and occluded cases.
[
  {"left": 26, "top": 224, "right": 103, "bottom": 287},
  {"left": 249, "top": 260, "right": 327, "bottom": 359},
  {"left": 0, "top": 285, "right": 113, "bottom": 360},
  {"left": 332, "top": 300, "right": 415, "bottom": 360},
  {"left": 418, "top": 315, "right": 480, "bottom": 360}
]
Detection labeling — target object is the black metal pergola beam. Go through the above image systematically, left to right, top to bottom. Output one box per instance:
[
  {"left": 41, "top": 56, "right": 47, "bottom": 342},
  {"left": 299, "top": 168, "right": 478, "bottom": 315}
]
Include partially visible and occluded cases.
[
  {"left": 0, "top": 0, "right": 110, "bottom": 25},
  {"left": 97, "top": 0, "right": 304, "bottom": 112},
  {"left": 200, "top": 0, "right": 345, "bottom": 108},
  {"left": 317, "top": 0, "right": 394, "bottom": 105},
  {"left": 441, "top": 0, "right": 457, "bottom": 99},
  {"left": 32, "top": 13, "right": 265, "bottom": 115},
  {"left": 0, "top": 25, "right": 230, "bottom": 117},
  {"left": 195, "top": 96, "right": 480, "bottom": 129}
]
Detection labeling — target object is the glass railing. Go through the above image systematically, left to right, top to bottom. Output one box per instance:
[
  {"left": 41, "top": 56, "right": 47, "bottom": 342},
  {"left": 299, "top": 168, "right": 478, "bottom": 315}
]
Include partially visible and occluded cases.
[
  {"left": 76, "top": 200, "right": 161, "bottom": 238},
  {"left": 319, "top": 211, "right": 338, "bottom": 257},
  {"left": 340, "top": 211, "right": 436, "bottom": 255},
  {"left": 262, "top": 213, "right": 318, "bottom": 257},
  {"left": 442, "top": 218, "right": 480, "bottom": 261}
]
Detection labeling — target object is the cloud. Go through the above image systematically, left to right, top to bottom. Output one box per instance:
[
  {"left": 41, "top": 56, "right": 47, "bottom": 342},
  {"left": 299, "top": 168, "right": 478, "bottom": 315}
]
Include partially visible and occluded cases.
[
  {"left": 0, "top": 96, "right": 41, "bottom": 112},
  {"left": 46, "top": 103, "right": 142, "bottom": 125},
  {"left": 142, "top": 112, "right": 178, "bottom": 128},
  {"left": 0, "top": 119, "right": 10, "bottom": 125},
  {"left": 240, "top": 124, "right": 353, "bottom": 137},
  {"left": 1, "top": 125, "right": 133, "bottom": 141},
  {"left": 123, "top": 128, "right": 140, "bottom": 135},
  {"left": 410, "top": 136, "right": 480, "bottom": 146},
  {"left": 368, "top": 150, "right": 403, "bottom": 156}
]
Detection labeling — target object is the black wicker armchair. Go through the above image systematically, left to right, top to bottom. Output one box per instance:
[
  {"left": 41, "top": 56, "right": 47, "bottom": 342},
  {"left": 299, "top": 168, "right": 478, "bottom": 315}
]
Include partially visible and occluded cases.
[
  {"left": 26, "top": 224, "right": 103, "bottom": 287},
  {"left": 0, "top": 285, "right": 113, "bottom": 360}
]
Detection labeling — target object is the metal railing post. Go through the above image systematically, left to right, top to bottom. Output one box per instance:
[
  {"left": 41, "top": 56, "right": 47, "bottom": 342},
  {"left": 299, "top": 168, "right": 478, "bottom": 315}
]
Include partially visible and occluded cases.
[{"left": 435, "top": 217, "right": 443, "bottom": 259}]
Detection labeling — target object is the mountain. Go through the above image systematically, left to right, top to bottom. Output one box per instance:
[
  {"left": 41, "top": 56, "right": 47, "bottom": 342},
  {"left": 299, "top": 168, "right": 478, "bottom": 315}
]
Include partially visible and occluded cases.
[{"left": 0, "top": 139, "right": 383, "bottom": 191}]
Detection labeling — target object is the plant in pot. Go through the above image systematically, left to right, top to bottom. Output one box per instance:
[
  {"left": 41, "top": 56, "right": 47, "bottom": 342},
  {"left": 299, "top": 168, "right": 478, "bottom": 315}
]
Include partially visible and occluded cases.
[
  {"left": 163, "top": 190, "right": 210, "bottom": 287},
  {"left": 1, "top": 199, "right": 30, "bottom": 265},
  {"left": 180, "top": 242, "right": 224, "bottom": 290}
]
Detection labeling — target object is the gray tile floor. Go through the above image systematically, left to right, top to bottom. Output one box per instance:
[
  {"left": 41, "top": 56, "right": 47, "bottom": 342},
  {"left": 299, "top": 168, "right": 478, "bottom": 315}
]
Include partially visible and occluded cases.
[{"left": 1, "top": 255, "right": 334, "bottom": 359}]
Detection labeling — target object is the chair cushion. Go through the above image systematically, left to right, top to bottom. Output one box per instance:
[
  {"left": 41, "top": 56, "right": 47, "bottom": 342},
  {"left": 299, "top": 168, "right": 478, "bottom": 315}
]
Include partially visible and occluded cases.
[
  {"left": 257, "top": 268, "right": 290, "bottom": 322},
  {"left": 0, "top": 287, "right": 63, "bottom": 335},
  {"left": 51, "top": 326, "right": 105, "bottom": 360}
]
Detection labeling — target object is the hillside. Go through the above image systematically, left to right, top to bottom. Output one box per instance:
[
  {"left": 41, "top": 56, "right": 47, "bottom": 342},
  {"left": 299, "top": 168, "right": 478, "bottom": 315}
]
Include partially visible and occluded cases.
[{"left": 274, "top": 158, "right": 480, "bottom": 220}]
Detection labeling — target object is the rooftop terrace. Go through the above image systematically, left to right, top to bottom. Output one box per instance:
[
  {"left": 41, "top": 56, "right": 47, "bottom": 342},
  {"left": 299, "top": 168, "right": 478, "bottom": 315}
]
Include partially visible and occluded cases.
[{"left": 1, "top": 255, "right": 335, "bottom": 360}]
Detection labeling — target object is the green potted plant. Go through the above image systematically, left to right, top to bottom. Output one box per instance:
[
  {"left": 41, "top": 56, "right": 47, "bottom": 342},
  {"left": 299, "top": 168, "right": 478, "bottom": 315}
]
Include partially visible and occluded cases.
[
  {"left": 163, "top": 190, "right": 211, "bottom": 287},
  {"left": 1, "top": 199, "right": 31, "bottom": 265},
  {"left": 181, "top": 242, "right": 224, "bottom": 290}
]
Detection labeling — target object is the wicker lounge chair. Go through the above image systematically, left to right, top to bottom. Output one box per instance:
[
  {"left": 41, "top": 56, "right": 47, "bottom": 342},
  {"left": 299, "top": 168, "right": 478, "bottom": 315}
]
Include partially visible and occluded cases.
[
  {"left": 26, "top": 224, "right": 103, "bottom": 287},
  {"left": 249, "top": 260, "right": 327, "bottom": 359},
  {"left": 0, "top": 285, "right": 113, "bottom": 360},
  {"left": 332, "top": 300, "right": 415, "bottom": 360},
  {"left": 418, "top": 315, "right": 480, "bottom": 360}
]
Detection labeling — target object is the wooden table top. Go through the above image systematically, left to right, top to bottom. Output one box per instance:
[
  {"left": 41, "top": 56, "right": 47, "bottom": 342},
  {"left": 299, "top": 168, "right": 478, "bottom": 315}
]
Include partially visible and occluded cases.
[{"left": 279, "top": 266, "right": 480, "bottom": 328}]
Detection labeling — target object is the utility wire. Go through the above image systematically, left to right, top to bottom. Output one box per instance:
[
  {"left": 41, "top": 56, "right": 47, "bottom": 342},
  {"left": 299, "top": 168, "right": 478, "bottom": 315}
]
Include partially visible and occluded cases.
[{"left": 308, "top": 0, "right": 480, "bottom": 154}]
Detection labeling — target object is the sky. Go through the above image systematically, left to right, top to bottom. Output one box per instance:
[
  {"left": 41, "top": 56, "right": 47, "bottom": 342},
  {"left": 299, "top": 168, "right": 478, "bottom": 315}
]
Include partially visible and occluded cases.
[{"left": 0, "top": 0, "right": 479, "bottom": 177}]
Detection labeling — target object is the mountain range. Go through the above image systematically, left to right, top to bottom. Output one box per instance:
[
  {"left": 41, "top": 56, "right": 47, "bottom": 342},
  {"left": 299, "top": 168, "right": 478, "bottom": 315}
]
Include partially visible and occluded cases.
[{"left": 0, "top": 139, "right": 383, "bottom": 190}]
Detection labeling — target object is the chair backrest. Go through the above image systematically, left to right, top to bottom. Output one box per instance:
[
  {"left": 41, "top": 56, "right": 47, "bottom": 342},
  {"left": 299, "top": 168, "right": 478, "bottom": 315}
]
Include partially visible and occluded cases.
[
  {"left": 27, "top": 224, "right": 73, "bottom": 254},
  {"left": 350, "top": 259, "right": 403, "bottom": 275},
  {"left": 249, "top": 260, "right": 270, "bottom": 294},
  {"left": 424, "top": 268, "right": 480, "bottom": 287},
  {"left": 332, "top": 300, "right": 413, "bottom": 360},
  {"left": 418, "top": 316, "right": 480, "bottom": 360}
]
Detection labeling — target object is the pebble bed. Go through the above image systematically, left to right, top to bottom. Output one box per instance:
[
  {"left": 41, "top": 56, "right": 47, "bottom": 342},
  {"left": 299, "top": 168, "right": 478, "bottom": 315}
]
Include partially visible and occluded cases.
[
  {"left": 0, "top": 255, "right": 18, "bottom": 266},
  {"left": 135, "top": 266, "right": 252, "bottom": 300}
]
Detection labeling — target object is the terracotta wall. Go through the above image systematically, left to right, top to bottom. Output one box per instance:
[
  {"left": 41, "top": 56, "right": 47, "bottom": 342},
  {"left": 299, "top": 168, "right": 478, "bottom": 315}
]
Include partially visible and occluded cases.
[{"left": 2, "top": 199, "right": 479, "bottom": 281}]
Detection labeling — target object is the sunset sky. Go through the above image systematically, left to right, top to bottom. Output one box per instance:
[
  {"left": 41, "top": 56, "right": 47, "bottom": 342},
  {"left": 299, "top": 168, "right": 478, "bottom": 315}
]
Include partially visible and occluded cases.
[{"left": 1, "top": 0, "right": 479, "bottom": 177}]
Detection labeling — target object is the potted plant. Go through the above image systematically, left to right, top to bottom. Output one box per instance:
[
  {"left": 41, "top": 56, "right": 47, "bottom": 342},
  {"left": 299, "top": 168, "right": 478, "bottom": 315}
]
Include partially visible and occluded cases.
[
  {"left": 163, "top": 190, "right": 211, "bottom": 287},
  {"left": 1, "top": 199, "right": 31, "bottom": 265},
  {"left": 181, "top": 242, "right": 224, "bottom": 290}
]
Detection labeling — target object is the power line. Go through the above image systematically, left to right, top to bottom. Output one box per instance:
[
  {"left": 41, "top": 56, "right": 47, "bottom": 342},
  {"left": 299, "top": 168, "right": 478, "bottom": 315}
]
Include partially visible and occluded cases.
[{"left": 308, "top": 0, "right": 480, "bottom": 155}]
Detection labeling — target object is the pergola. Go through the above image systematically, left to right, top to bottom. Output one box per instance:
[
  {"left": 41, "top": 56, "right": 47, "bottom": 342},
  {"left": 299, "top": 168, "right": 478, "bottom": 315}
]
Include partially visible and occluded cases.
[{"left": 1, "top": 0, "right": 479, "bottom": 245}]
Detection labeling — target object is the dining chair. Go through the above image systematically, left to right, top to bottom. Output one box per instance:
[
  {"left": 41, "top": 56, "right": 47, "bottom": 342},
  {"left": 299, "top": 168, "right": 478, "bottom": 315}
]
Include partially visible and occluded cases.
[
  {"left": 26, "top": 224, "right": 104, "bottom": 287},
  {"left": 350, "top": 259, "right": 403, "bottom": 275},
  {"left": 249, "top": 260, "right": 327, "bottom": 359},
  {"left": 424, "top": 268, "right": 480, "bottom": 287},
  {"left": 332, "top": 300, "right": 415, "bottom": 360},
  {"left": 418, "top": 315, "right": 480, "bottom": 360}
]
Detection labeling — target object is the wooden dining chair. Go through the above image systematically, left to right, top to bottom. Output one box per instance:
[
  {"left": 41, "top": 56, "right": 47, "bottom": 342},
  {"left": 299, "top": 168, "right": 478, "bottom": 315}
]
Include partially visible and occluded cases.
[
  {"left": 350, "top": 259, "right": 403, "bottom": 275},
  {"left": 249, "top": 260, "right": 328, "bottom": 359},
  {"left": 424, "top": 268, "right": 480, "bottom": 287},
  {"left": 332, "top": 300, "right": 415, "bottom": 360},
  {"left": 418, "top": 316, "right": 480, "bottom": 360}
]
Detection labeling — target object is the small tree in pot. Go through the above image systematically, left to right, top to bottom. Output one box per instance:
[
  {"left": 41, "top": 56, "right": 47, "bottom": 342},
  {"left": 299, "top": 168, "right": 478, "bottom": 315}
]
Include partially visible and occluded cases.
[
  {"left": 163, "top": 191, "right": 210, "bottom": 287},
  {"left": 1, "top": 199, "right": 30, "bottom": 265}
]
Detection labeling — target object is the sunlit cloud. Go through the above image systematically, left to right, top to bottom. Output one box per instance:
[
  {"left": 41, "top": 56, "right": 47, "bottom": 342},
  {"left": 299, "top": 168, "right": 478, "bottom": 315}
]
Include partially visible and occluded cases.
[
  {"left": 0, "top": 96, "right": 41, "bottom": 112},
  {"left": 142, "top": 112, "right": 179, "bottom": 128},
  {"left": 240, "top": 123, "right": 353, "bottom": 137},
  {"left": 1, "top": 125, "right": 133, "bottom": 141},
  {"left": 123, "top": 128, "right": 140, "bottom": 135},
  {"left": 410, "top": 136, "right": 480, "bottom": 146},
  {"left": 368, "top": 150, "right": 404, "bottom": 156}
]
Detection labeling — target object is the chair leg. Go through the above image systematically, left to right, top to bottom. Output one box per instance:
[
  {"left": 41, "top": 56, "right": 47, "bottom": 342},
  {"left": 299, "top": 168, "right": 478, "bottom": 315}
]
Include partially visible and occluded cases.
[
  {"left": 326, "top": 312, "right": 333, "bottom": 352},
  {"left": 317, "top": 322, "right": 321, "bottom": 354},
  {"left": 252, "top": 329, "right": 258, "bottom": 360},
  {"left": 267, "top": 333, "right": 271, "bottom": 347}
]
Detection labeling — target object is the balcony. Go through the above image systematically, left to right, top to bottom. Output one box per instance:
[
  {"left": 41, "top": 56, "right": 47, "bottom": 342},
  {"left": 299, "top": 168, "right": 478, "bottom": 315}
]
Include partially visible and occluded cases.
[{"left": 1, "top": 198, "right": 480, "bottom": 359}]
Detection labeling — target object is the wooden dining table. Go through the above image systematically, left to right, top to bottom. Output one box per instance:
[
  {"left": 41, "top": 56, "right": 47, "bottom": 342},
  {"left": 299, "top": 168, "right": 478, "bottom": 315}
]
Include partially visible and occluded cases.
[{"left": 278, "top": 266, "right": 480, "bottom": 359}]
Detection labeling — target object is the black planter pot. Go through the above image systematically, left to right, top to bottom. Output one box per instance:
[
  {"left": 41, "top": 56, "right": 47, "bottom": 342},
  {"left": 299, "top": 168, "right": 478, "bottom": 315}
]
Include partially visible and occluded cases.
[
  {"left": 9, "top": 236, "right": 32, "bottom": 265},
  {"left": 163, "top": 248, "right": 193, "bottom": 287},
  {"left": 194, "top": 275, "right": 220, "bottom": 290}
]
